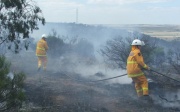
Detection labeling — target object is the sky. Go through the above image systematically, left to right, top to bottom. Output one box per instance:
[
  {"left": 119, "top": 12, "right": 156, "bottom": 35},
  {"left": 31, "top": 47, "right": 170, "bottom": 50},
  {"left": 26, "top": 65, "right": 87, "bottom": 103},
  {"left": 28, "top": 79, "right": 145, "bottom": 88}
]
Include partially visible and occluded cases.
[{"left": 36, "top": 0, "right": 180, "bottom": 24}]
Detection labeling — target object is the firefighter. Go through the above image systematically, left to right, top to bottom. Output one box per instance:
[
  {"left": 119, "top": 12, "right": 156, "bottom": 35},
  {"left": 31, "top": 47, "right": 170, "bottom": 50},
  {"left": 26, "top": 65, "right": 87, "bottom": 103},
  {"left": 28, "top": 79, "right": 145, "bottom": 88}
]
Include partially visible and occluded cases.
[
  {"left": 36, "top": 34, "right": 49, "bottom": 71},
  {"left": 126, "top": 39, "right": 150, "bottom": 98}
]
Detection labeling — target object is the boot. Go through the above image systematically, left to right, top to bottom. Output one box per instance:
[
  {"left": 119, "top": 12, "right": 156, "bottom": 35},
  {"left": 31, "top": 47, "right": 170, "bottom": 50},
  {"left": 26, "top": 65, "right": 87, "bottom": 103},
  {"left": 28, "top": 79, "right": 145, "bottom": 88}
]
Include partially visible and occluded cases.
[
  {"left": 37, "top": 67, "right": 41, "bottom": 71},
  {"left": 43, "top": 67, "right": 46, "bottom": 71},
  {"left": 140, "top": 95, "right": 153, "bottom": 104}
]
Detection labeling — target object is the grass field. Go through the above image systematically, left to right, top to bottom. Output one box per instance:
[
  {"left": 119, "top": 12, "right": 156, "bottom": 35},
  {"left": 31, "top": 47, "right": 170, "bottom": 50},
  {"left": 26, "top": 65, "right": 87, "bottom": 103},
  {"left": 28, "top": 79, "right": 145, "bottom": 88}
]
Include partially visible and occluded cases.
[{"left": 105, "top": 24, "right": 180, "bottom": 40}]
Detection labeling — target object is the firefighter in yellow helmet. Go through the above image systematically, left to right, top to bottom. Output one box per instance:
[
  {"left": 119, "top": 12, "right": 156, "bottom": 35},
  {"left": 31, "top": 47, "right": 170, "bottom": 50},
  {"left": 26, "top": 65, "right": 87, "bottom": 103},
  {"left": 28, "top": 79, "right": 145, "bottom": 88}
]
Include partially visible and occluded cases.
[
  {"left": 36, "top": 34, "right": 49, "bottom": 71},
  {"left": 126, "top": 39, "right": 150, "bottom": 98}
]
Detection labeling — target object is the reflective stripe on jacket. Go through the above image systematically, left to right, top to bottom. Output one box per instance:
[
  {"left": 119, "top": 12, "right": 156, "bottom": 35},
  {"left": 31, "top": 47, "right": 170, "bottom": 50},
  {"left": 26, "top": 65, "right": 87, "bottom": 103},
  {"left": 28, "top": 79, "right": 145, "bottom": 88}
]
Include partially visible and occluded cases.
[
  {"left": 36, "top": 39, "right": 48, "bottom": 56},
  {"left": 126, "top": 46, "right": 148, "bottom": 78}
]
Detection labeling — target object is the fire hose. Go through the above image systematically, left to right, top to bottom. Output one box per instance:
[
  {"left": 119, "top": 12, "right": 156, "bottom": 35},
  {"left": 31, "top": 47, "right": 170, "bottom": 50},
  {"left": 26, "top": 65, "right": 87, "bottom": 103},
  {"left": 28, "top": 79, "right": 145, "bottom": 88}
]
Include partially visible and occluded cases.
[
  {"left": 64, "top": 69, "right": 180, "bottom": 83},
  {"left": 91, "top": 69, "right": 180, "bottom": 83},
  {"left": 149, "top": 69, "right": 180, "bottom": 104},
  {"left": 150, "top": 69, "right": 180, "bottom": 83},
  {"left": 64, "top": 73, "right": 127, "bottom": 83},
  {"left": 90, "top": 73, "right": 127, "bottom": 82}
]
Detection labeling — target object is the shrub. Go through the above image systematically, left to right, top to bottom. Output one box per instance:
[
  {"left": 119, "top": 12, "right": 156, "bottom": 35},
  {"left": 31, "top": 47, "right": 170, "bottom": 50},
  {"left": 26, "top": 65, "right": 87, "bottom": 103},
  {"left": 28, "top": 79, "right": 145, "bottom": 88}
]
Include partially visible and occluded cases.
[{"left": 0, "top": 55, "right": 25, "bottom": 111}]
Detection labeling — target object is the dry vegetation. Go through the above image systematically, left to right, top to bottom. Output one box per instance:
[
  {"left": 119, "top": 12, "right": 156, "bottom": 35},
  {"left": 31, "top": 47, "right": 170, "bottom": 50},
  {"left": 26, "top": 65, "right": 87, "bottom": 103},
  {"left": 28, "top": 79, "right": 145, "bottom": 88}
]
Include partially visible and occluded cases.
[
  {"left": 5, "top": 24, "right": 180, "bottom": 111},
  {"left": 105, "top": 24, "right": 180, "bottom": 40},
  {"left": 139, "top": 25, "right": 180, "bottom": 40},
  {"left": 6, "top": 51, "right": 180, "bottom": 112}
]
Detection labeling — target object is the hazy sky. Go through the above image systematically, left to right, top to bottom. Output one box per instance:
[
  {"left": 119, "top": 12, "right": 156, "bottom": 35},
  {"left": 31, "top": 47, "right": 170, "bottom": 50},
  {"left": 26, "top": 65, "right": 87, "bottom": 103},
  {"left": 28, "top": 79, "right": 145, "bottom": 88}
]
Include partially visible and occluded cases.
[{"left": 36, "top": 0, "right": 180, "bottom": 24}]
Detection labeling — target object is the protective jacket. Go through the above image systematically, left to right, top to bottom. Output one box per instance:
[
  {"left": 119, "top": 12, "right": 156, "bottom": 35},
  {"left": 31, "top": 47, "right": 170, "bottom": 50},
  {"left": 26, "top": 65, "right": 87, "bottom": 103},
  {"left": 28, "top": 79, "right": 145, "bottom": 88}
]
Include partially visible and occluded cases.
[
  {"left": 36, "top": 38, "right": 48, "bottom": 56},
  {"left": 127, "top": 46, "right": 148, "bottom": 78}
]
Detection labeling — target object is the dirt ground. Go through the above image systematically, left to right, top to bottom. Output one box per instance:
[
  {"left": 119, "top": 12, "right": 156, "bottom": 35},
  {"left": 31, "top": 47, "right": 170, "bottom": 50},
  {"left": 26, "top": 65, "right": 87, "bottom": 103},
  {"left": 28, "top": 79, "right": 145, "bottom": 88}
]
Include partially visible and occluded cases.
[
  {"left": 6, "top": 52, "right": 180, "bottom": 112},
  {"left": 18, "top": 70, "right": 178, "bottom": 112}
]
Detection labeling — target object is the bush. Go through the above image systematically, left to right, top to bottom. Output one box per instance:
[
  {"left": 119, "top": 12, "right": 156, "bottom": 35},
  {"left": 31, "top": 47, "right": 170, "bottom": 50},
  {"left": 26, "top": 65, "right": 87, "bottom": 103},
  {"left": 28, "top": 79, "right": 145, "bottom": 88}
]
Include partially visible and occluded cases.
[{"left": 0, "top": 55, "right": 25, "bottom": 111}]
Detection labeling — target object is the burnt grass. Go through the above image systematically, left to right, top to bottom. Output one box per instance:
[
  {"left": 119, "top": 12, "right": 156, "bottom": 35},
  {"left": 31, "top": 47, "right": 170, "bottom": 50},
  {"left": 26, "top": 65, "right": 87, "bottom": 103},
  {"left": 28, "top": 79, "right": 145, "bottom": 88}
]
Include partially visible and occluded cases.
[{"left": 21, "top": 70, "right": 180, "bottom": 112}]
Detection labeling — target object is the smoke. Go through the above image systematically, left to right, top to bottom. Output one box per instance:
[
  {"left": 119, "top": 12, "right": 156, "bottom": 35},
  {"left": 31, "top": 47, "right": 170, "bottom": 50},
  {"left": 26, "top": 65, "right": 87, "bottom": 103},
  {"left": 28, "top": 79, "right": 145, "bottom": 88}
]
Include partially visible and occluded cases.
[
  {"left": 5, "top": 23, "right": 180, "bottom": 111},
  {"left": 28, "top": 23, "right": 133, "bottom": 83},
  {"left": 30, "top": 23, "right": 129, "bottom": 49},
  {"left": 6, "top": 44, "right": 180, "bottom": 110},
  {"left": 47, "top": 53, "right": 131, "bottom": 84},
  {"left": 74, "top": 63, "right": 131, "bottom": 84},
  {"left": 7, "top": 72, "right": 14, "bottom": 80}
]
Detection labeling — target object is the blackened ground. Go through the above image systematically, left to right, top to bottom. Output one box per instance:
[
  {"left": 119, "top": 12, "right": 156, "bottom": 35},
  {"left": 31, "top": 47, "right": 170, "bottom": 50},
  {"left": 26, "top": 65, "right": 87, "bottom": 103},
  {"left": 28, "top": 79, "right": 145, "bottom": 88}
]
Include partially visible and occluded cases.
[{"left": 21, "top": 70, "right": 178, "bottom": 112}]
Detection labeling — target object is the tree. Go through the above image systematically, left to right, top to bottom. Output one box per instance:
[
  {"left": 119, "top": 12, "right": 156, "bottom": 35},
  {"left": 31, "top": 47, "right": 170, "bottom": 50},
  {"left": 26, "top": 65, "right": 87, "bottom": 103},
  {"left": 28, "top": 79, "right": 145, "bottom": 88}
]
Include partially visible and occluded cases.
[
  {"left": 0, "top": 0, "right": 45, "bottom": 53},
  {"left": 0, "top": 0, "right": 41, "bottom": 110},
  {"left": 45, "top": 29, "right": 95, "bottom": 60},
  {"left": 46, "top": 30, "right": 67, "bottom": 58},
  {"left": 100, "top": 34, "right": 159, "bottom": 69},
  {"left": 100, "top": 36, "right": 131, "bottom": 69},
  {"left": 73, "top": 38, "right": 95, "bottom": 58},
  {"left": 151, "top": 47, "right": 166, "bottom": 69},
  {"left": 167, "top": 48, "right": 180, "bottom": 75},
  {"left": 0, "top": 55, "right": 25, "bottom": 111}
]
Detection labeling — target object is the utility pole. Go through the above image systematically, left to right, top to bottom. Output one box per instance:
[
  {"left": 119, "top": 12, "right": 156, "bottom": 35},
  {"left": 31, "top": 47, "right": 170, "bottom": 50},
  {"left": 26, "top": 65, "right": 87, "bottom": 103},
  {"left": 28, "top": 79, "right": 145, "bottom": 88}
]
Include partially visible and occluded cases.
[{"left": 76, "top": 8, "right": 78, "bottom": 24}]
